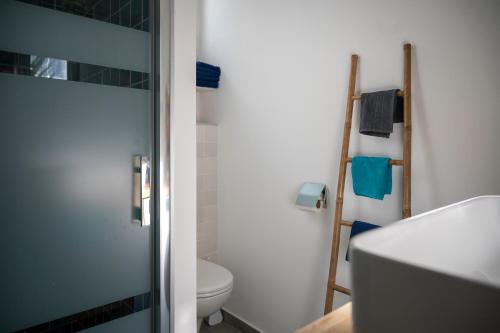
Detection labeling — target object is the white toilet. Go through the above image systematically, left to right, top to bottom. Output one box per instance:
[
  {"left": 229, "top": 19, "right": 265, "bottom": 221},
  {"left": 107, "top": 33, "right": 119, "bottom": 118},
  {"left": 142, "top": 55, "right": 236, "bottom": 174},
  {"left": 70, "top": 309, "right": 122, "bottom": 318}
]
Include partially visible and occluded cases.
[{"left": 197, "top": 258, "right": 233, "bottom": 331}]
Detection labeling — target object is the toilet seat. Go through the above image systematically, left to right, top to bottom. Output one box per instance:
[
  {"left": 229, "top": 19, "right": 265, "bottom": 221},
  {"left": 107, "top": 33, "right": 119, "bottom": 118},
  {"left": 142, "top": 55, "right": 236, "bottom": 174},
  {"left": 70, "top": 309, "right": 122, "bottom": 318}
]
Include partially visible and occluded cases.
[{"left": 197, "top": 259, "right": 233, "bottom": 298}]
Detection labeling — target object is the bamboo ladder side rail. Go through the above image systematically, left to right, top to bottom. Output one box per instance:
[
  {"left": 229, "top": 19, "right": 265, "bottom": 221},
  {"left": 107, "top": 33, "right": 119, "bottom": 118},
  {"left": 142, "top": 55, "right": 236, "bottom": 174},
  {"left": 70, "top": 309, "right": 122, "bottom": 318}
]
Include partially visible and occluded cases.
[
  {"left": 402, "top": 43, "right": 412, "bottom": 218},
  {"left": 324, "top": 44, "right": 412, "bottom": 314},
  {"left": 324, "top": 54, "right": 358, "bottom": 314}
]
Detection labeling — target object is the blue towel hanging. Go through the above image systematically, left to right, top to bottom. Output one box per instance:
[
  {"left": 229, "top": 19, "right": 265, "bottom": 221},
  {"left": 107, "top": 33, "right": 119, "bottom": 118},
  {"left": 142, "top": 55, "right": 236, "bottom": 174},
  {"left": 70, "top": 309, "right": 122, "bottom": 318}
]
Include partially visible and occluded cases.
[
  {"left": 351, "top": 156, "right": 392, "bottom": 200},
  {"left": 346, "top": 221, "right": 380, "bottom": 261}
]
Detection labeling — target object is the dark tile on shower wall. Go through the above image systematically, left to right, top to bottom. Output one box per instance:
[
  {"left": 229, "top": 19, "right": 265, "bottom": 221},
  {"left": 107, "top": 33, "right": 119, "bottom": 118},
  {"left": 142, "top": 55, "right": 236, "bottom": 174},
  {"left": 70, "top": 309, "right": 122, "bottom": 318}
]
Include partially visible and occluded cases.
[
  {"left": 17, "top": 0, "right": 149, "bottom": 32},
  {"left": 17, "top": 0, "right": 37, "bottom": 4},
  {"left": 21, "top": 0, "right": 42, "bottom": 6},
  {"left": 40, "top": 0, "right": 55, "bottom": 9},
  {"left": 54, "top": 0, "right": 66, "bottom": 11},
  {"left": 55, "top": 0, "right": 92, "bottom": 18},
  {"left": 93, "top": 0, "right": 110, "bottom": 21},
  {"left": 110, "top": 0, "right": 120, "bottom": 16},
  {"left": 131, "top": 0, "right": 142, "bottom": 28},
  {"left": 142, "top": 0, "right": 148, "bottom": 19},
  {"left": 119, "top": 3, "right": 131, "bottom": 27},
  {"left": 110, "top": 12, "right": 119, "bottom": 24},
  {"left": 142, "top": 18, "right": 149, "bottom": 32},
  {"left": 132, "top": 21, "right": 141, "bottom": 30},
  {"left": 0, "top": 50, "right": 149, "bottom": 90},
  {"left": 0, "top": 52, "right": 16, "bottom": 74},
  {"left": 0, "top": 52, "right": 30, "bottom": 75},
  {"left": 1, "top": 53, "right": 16, "bottom": 64},
  {"left": 17, "top": 55, "right": 32, "bottom": 75},
  {"left": 67, "top": 63, "right": 79, "bottom": 81},
  {"left": 77, "top": 63, "right": 89, "bottom": 81},
  {"left": 79, "top": 64, "right": 96, "bottom": 82},
  {"left": 93, "top": 65, "right": 105, "bottom": 80},
  {"left": 109, "top": 67, "right": 120, "bottom": 86},
  {"left": 101, "top": 68, "right": 111, "bottom": 85},
  {"left": 119, "top": 69, "right": 130, "bottom": 87},
  {"left": 131, "top": 70, "right": 142, "bottom": 88},
  {"left": 89, "top": 71, "right": 103, "bottom": 84},
  {"left": 142, "top": 73, "right": 149, "bottom": 90},
  {"left": 143, "top": 291, "right": 151, "bottom": 308},
  {"left": 12, "top": 292, "right": 151, "bottom": 333},
  {"left": 133, "top": 294, "right": 144, "bottom": 312},
  {"left": 122, "top": 297, "right": 134, "bottom": 312},
  {"left": 113, "top": 302, "right": 127, "bottom": 319},
  {"left": 94, "top": 308, "right": 105, "bottom": 325},
  {"left": 71, "top": 312, "right": 88, "bottom": 332},
  {"left": 48, "top": 316, "right": 73, "bottom": 333},
  {"left": 71, "top": 320, "right": 87, "bottom": 332},
  {"left": 24, "top": 322, "right": 50, "bottom": 333}
]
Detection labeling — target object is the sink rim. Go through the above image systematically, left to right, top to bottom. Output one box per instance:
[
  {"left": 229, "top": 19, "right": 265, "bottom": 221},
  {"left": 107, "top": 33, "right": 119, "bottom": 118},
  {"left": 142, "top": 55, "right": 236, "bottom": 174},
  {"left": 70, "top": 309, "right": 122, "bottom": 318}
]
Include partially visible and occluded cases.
[{"left": 350, "top": 195, "right": 500, "bottom": 291}]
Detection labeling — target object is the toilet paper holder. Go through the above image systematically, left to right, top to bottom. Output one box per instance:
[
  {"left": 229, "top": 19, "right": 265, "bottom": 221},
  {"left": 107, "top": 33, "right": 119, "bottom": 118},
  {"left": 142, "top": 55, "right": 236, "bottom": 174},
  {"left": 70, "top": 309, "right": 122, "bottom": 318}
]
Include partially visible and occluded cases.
[{"left": 295, "top": 182, "right": 328, "bottom": 211}]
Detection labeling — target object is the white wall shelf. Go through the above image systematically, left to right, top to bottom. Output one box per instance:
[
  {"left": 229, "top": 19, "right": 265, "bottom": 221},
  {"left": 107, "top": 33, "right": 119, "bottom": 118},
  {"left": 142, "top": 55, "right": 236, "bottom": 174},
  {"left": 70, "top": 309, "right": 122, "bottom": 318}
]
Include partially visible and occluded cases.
[{"left": 196, "top": 86, "right": 217, "bottom": 92}]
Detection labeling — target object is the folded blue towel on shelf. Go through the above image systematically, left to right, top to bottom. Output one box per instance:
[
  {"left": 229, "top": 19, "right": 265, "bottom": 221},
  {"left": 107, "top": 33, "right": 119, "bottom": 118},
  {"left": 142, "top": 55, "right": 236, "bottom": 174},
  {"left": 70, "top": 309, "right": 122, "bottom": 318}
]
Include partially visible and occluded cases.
[
  {"left": 196, "top": 61, "right": 221, "bottom": 88},
  {"left": 197, "top": 61, "right": 221, "bottom": 74},
  {"left": 197, "top": 66, "right": 221, "bottom": 77},
  {"left": 197, "top": 70, "right": 220, "bottom": 80},
  {"left": 196, "top": 75, "right": 220, "bottom": 83},
  {"left": 196, "top": 75, "right": 219, "bottom": 82},
  {"left": 197, "top": 75, "right": 220, "bottom": 83},
  {"left": 196, "top": 79, "right": 219, "bottom": 88},
  {"left": 351, "top": 156, "right": 392, "bottom": 200},
  {"left": 346, "top": 221, "right": 381, "bottom": 261}
]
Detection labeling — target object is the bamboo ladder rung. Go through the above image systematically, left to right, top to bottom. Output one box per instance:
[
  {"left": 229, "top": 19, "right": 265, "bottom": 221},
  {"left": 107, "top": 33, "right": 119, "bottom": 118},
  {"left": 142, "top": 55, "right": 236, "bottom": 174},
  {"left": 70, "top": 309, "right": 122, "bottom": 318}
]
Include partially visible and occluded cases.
[
  {"left": 352, "top": 90, "right": 405, "bottom": 100},
  {"left": 345, "top": 157, "right": 403, "bottom": 166},
  {"left": 340, "top": 220, "right": 353, "bottom": 227},
  {"left": 327, "top": 284, "right": 352, "bottom": 295},
  {"left": 332, "top": 284, "right": 352, "bottom": 295}
]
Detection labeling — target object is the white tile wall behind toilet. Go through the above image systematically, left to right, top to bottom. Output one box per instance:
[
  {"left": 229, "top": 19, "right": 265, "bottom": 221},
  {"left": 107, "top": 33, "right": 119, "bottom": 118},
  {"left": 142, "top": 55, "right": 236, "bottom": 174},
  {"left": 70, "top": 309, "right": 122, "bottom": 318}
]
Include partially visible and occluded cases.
[
  {"left": 197, "top": 0, "right": 500, "bottom": 332},
  {"left": 197, "top": 124, "right": 219, "bottom": 262}
]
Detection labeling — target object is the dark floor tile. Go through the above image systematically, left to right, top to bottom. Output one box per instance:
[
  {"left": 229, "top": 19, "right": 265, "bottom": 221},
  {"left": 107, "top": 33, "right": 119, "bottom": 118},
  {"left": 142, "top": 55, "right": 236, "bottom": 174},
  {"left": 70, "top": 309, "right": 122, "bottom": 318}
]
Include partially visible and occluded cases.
[
  {"left": 221, "top": 310, "right": 261, "bottom": 333},
  {"left": 200, "top": 321, "right": 242, "bottom": 333}
]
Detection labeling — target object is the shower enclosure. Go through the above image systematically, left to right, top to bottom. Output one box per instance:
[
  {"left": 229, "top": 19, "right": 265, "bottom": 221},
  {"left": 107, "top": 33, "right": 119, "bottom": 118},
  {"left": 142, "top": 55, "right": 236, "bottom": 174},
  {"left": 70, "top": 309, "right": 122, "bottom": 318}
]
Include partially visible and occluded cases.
[{"left": 0, "top": 0, "right": 170, "bottom": 332}]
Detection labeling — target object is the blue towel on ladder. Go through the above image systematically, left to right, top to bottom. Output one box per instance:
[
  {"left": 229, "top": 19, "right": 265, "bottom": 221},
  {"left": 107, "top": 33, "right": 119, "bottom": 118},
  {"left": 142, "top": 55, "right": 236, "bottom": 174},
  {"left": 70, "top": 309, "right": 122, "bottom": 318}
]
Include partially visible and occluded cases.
[
  {"left": 351, "top": 156, "right": 392, "bottom": 200},
  {"left": 346, "top": 221, "right": 381, "bottom": 261}
]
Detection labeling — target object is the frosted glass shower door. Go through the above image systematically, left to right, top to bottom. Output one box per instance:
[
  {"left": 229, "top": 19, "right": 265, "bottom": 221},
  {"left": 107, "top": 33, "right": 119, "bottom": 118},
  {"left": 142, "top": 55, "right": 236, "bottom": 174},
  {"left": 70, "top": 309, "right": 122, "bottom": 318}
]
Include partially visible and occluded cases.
[{"left": 0, "top": 1, "right": 159, "bottom": 332}]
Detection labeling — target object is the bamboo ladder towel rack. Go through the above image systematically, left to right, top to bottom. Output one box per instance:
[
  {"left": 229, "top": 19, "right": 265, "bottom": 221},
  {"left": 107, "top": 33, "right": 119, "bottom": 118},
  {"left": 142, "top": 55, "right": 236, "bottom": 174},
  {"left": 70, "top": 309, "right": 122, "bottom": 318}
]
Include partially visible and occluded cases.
[{"left": 324, "top": 43, "right": 412, "bottom": 314}]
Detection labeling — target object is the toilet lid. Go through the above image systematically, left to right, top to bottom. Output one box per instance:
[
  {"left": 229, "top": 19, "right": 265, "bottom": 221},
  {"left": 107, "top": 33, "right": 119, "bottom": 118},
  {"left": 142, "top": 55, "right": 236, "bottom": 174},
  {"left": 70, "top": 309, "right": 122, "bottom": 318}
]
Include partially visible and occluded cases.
[{"left": 197, "top": 259, "right": 233, "bottom": 298}]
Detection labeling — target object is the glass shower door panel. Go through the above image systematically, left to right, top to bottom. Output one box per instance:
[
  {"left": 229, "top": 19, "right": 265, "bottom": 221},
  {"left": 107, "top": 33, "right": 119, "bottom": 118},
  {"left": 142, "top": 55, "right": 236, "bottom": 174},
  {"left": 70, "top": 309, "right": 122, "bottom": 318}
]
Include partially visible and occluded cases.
[{"left": 0, "top": 1, "right": 154, "bottom": 332}]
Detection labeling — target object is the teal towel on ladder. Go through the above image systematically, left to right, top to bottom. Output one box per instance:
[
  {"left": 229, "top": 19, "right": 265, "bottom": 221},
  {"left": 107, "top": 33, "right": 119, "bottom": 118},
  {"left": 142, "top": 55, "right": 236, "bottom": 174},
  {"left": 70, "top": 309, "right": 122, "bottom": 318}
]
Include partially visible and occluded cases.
[{"left": 351, "top": 156, "right": 392, "bottom": 200}]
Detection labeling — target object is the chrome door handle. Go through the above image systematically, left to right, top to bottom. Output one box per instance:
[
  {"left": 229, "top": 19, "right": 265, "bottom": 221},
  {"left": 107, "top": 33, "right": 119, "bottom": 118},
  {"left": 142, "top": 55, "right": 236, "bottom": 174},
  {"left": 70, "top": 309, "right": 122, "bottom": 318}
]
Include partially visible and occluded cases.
[{"left": 133, "top": 155, "right": 151, "bottom": 227}]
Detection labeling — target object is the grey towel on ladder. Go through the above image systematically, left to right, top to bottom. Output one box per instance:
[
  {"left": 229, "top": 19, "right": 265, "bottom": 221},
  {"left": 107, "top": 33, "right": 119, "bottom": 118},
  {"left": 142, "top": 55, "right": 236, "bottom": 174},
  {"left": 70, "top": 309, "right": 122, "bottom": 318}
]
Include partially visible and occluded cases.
[{"left": 359, "top": 89, "right": 404, "bottom": 138}]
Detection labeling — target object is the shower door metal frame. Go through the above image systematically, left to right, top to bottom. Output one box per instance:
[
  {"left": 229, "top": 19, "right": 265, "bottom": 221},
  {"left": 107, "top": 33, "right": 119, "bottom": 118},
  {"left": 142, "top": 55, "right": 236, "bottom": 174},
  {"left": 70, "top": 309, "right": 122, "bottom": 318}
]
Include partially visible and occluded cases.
[{"left": 151, "top": 0, "right": 171, "bottom": 332}]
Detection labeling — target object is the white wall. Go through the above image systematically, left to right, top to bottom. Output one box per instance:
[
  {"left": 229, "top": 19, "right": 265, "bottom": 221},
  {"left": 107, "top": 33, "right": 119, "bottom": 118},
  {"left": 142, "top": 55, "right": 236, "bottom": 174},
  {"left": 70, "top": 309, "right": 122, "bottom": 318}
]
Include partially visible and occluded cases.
[
  {"left": 170, "top": 0, "right": 197, "bottom": 331},
  {"left": 197, "top": 0, "right": 500, "bottom": 332}
]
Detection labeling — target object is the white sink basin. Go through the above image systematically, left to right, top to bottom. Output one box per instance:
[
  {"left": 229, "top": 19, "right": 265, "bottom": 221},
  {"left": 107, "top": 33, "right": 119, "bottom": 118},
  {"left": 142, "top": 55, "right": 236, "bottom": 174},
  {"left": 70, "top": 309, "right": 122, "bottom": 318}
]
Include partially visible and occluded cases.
[{"left": 350, "top": 196, "right": 500, "bottom": 333}]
